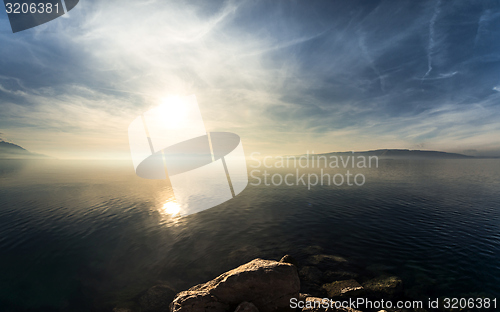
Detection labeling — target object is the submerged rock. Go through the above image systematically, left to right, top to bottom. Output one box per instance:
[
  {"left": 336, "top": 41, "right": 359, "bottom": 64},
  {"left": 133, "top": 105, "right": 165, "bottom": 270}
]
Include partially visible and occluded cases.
[
  {"left": 306, "top": 254, "right": 349, "bottom": 272},
  {"left": 308, "top": 255, "right": 348, "bottom": 265},
  {"left": 170, "top": 258, "right": 300, "bottom": 312},
  {"left": 299, "top": 266, "right": 323, "bottom": 284},
  {"left": 299, "top": 266, "right": 324, "bottom": 297},
  {"left": 362, "top": 276, "right": 402, "bottom": 299},
  {"left": 321, "top": 279, "right": 364, "bottom": 298},
  {"left": 139, "top": 284, "right": 177, "bottom": 312},
  {"left": 301, "top": 297, "right": 362, "bottom": 312},
  {"left": 234, "top": 301, "right": 259, "bottom": 312}
]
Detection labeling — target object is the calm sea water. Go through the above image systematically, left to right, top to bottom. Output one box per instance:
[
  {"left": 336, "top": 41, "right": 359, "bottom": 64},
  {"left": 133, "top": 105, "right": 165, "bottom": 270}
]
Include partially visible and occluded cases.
[{"left": 0, "top": 159, "right": 499, "bottom": 311}]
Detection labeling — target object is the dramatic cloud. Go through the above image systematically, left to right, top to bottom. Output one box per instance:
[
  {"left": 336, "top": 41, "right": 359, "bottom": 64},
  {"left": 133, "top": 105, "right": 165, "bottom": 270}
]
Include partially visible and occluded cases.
[{"left": 0, "top": 0, "right": 499, "bottom": 158}]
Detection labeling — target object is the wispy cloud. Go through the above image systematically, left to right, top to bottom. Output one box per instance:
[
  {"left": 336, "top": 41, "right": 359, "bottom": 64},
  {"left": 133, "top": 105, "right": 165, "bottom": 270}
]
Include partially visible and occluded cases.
[
  {"left": 0, "top": 0, "right": 499, "bottom": 158},
  {"left": 423, "top": 0, "right": 441, "bottom": 79}
]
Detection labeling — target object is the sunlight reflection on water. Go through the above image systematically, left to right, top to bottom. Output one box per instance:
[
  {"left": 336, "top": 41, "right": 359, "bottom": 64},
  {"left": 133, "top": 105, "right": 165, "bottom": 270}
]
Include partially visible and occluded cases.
[{"left": 163, "top": 201, "right": 181, "bottom": 216}]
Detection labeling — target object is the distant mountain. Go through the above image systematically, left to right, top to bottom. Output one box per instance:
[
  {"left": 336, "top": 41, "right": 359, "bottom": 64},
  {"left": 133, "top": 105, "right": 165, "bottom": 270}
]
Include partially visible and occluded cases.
[
  {"left": 0, "top": 141, "right": 51, "bottom": 159},
  {"left": 315, "top": 149, "right": 475, "bottom": 159}
]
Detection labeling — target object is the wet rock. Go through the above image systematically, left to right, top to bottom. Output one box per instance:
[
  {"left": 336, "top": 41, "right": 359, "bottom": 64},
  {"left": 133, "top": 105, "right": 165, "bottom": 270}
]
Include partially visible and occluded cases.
[
  {"left": 280, "top": 254, "right": 298, "bottom": 267},
  {"left": 306, "top": 255, "right": 348, "bottom": 271},
  {"left": 308, "top": 255, "right": 348, "bottom": 265},
  {"left": 171, "top": 258, "right": 300, "bottom": 312},
  {"left": 298, "top": 266, "right": 324, "bottom": 297},
  {"left": 299, "top": 266, "right": 323, "bottom": 284},
  {"left": 362, "top": 276, "right": 402, "bottom": 299},
  {"left": 321, "top": 279, "right": 364, "bottom": 298},
  {"left": 138, "top": 284, "right": 177, "bottom": 312},
  {"left": 170, "top": 290, "right": 230, "bottom": 312},
  {"left": 297, "top": 293, "right": 312, "bottom": 301},
  {"left": 301, "top": 297, "right": 362, "bottom": 312},
  {"left": 302, "top": 297, "right": 331, "bottom": 311},
  {"left": 234, "top": 301, "right": 259, "bottom": 312},
  {"left": 338, "top": 308, "right": 363, "bottom": 312}
]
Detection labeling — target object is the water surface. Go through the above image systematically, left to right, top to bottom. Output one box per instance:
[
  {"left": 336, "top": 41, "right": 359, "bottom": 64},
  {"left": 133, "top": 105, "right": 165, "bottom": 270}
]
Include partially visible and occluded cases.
[{"left": 0, "top": 159, "right": 499, "bottom": 311}]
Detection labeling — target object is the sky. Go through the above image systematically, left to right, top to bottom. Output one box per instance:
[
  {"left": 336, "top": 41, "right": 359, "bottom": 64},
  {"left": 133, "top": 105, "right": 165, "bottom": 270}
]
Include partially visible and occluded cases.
[{"left": 0, "top": 0, "right": 499, "bottom": 159}]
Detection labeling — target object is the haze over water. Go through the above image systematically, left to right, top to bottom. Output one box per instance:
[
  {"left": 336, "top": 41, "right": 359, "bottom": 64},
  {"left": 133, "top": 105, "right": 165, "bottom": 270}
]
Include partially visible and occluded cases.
[{"left": 0, "top": 158, "right": 499, "bottom": 311}]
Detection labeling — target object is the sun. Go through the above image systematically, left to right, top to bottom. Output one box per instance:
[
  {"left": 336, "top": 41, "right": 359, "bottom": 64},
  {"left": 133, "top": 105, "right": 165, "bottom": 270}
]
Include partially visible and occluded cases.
[{"left": 157, "top": 96, "right": 188, "bottom": 129}]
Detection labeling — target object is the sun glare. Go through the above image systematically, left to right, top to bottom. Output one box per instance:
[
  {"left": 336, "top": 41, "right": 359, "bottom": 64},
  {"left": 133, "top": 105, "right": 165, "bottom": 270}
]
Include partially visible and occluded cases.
[
  {"left": 157, "top": 96, "right": 188, "bottom": 128},
  {"left": 163, "top": 201, "right": 181, "bottom": 216}
]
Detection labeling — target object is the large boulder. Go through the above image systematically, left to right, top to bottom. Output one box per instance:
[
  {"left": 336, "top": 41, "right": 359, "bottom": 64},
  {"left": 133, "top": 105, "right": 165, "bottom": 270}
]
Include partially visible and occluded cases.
[
  {"left": 171, "top": 258, "right": 300, "bottom": 312},
  {"left": 169, "top": 290, "right": 230, "bottom": 312}
]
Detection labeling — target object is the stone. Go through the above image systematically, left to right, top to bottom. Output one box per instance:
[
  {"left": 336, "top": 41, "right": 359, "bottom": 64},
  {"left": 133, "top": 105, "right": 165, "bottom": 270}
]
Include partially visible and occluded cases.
[
  {"left": 279, "top": 254, "right": 298, "bottom": 267},
  {"left": 306, "top": 255, "right": 348, "bottom": 271},
  {"left": 308, "top": 255, "right": 348, "bottom": 265},
  {"left": 171, "top": 258, "right": 300, "bottom": 312},
  {"left": 298, "top": 266, "right": 325, "bottom": 297},
  {"left": 299, "top": 266, "right": 323, "bottom": 284},
  {"left": 362, "top": 276, "right": 402, "bottom": 299},
  {"left": 321, "top": 279, "right": 364, "bottom": 298},
  {"left": 138, "top": 284, "right": 177, "bottom": 312},
  {"left": 170, "top": 290, "right": 230, "bottom": 312},
  {"left": 297, "top": 293, "right": 312, "bottom": 301},
  {"left": 301, "top": 297, "right": 362, "bottom": 312},
  {"left": 302, "top": 297, "right": 332, "bottom": 311},
  {"left": 234, "top": 301, "right": 259, "bottom": 312}
]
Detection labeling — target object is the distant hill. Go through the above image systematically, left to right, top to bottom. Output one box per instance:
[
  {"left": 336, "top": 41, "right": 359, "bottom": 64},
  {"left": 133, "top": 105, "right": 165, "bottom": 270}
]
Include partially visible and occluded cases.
[
  {"left": 0, "top": 141, "right": 51, "bottom": 159},
  {"left": 314, "top": 149, "right": 475, "bottom": 159}
]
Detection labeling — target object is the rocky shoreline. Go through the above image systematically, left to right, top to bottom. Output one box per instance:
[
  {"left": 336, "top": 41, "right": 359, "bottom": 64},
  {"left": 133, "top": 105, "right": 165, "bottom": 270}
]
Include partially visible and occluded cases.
[{"left": 111, "top": 249, "right": 447, "bottom": 312}]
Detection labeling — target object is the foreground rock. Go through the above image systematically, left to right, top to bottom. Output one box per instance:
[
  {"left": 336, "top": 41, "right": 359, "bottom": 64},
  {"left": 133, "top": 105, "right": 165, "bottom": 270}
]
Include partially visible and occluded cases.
[
  {"left": 170, "top": 258, "right": 300, "bottom": 312},
  {"left": 321, "top": 279, "right": 364, "bottom": 298},
  {"left": 301, "top": 297, "right": 362, "bottom": 312}
]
